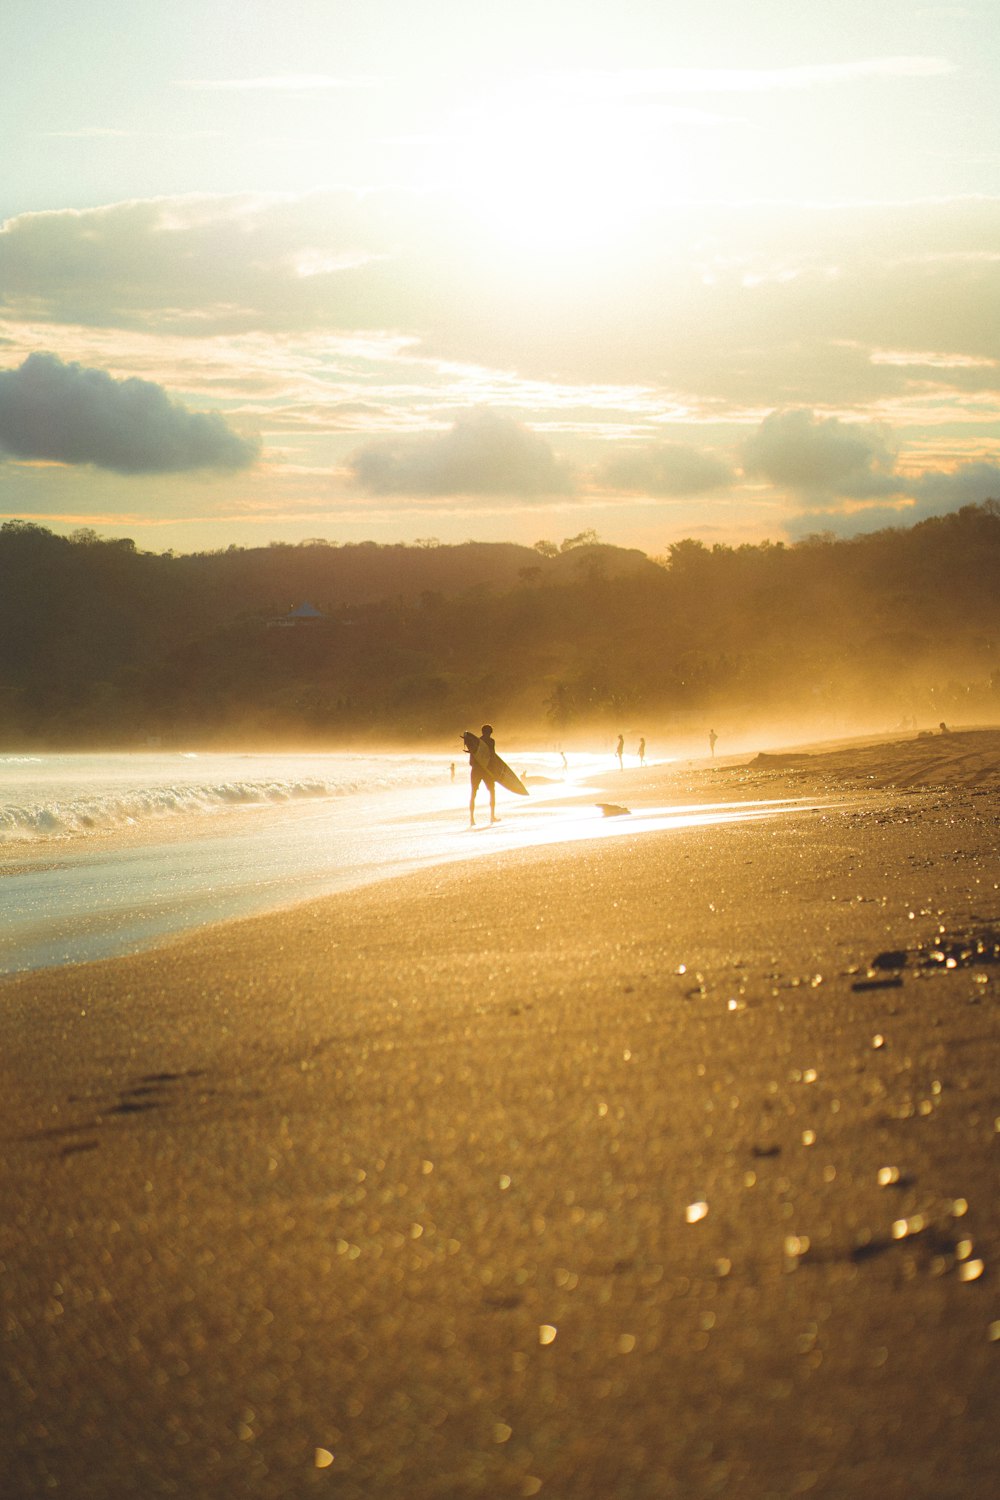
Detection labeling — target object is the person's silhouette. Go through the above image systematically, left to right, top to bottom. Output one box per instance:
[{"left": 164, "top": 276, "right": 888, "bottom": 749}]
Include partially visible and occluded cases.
[
  {"left": 467, "top": 723, "right": 498, "bottom": 825},
  {"left": 615, "top": 734, "right": 624, "bottom": 771}
]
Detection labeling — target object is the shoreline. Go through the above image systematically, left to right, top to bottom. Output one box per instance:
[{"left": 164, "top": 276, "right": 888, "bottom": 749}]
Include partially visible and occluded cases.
[
  {"left": 2, "top": 731, "right": 999, "bottom": 1497},
  {"left": 0, "top": 739, "right": 830, "bottom": 979}
]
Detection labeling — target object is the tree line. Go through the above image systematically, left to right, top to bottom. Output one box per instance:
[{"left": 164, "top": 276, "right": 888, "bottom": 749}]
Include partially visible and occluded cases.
[{"left": 1, "top": 504, "right": 998, "bottom": 747}]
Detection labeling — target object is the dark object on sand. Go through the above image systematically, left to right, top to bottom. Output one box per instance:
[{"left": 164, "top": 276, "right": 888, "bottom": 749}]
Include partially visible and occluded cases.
[
  {"left": 597, "top": 803, "right": 630, "bottom": 817},
  {"left": 872, "top": 950, "right": 908, "bottom": 971},
  {"left": 851, "top": 976, "right": 904, "bottom": 992}
]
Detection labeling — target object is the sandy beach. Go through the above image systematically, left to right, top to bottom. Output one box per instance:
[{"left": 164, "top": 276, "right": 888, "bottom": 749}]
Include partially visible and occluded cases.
[{"left": 2, "top": 729, "right": 999, "bottom": 1499}]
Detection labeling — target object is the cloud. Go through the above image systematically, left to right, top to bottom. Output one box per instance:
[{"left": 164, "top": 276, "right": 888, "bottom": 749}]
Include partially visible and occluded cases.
[
  {"left": 559, "top": 57, "right": 955, "bottom": 98},
  {"left": 175, "top": 74, "right": 377, "bottom": 92},
  {"left": 4, "top": 193, "right": 1000, "bottom": 405},
  {"left": 0, "top": 194, "right": 418, "bottom": 336},
  {"left": 0, "top": 353, "right": 259, "bottom": 474},
  {"left": 348, "top": 408, "right": 574, "bottom": 498},
  {"left": 743, "top": 409, "right": 900, "bottom": 498},
  {"left": 597, "top": 441, "right": 735, "bottom": 496},
  {"left": 784, "top": 458, "right": 1000, "bottom": 538},
  {"left": 911, "top": 460, "right": 1000, "bottom": 509}
]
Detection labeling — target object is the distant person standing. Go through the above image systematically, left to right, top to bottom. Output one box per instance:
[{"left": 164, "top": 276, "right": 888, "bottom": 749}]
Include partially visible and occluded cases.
[
  {"left": 467, "top": 723, "right": 498, "bottom": 826},
  {"left": 709, "top": 728, "right": 718, "bottom": 758},
  {"left": 616, "top": 734, "right": 625, "bottom": 771},
  {"left": 638, "top": 737, "right": 646, "bottom": 766}
]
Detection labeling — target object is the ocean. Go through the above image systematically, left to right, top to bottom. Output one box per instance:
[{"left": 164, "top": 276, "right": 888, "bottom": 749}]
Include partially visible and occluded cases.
[
  {"left": 0, "top": 747, "right": 573, "bottom": 975},
  {"left": 1, "top": 748, "right": 802, "bottom": 977}
]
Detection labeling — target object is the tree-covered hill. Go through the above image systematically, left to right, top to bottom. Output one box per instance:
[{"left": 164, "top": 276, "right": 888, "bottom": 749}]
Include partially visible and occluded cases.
[{"left": 1, "top": 507, "right": 998, "bottom": 746}]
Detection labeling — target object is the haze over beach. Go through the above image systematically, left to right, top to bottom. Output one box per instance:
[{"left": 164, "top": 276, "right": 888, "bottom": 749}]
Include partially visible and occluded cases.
[{"left": 2, "top": 4, "right": 1000, "bottom": 1499}]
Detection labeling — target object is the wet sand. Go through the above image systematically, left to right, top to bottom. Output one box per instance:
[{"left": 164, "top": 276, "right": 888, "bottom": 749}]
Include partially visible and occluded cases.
[{"left": 2, "top": 730, "right": 999, "bottom": 1498}]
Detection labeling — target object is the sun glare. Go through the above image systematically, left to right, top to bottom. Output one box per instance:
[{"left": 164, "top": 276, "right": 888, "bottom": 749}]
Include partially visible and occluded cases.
[{"left": 440, "top": 92, "right": 671, "bottom": 257}]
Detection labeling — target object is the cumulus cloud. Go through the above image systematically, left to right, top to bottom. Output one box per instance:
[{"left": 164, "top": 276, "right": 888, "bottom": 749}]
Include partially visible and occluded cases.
[
  {"left": 0, "top": 353, "right": 259, "bottom": 473},
  {"left": 348, "top": 408, "right": 574, "bottom": 498},
  {"left": 743, "top": 408, "right": 900, "bottom": 498},
  {"left": 597, "top": 441, "right": 735, "bottom": 496},
  {"left": 784, "top": 457, "right": 1000, "bottom": 538},
  {"left": 911, "top": 460, "right": 1000, "bottom": 510}
]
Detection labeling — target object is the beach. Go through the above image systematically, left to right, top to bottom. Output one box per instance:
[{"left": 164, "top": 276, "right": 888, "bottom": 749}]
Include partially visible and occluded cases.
[{"left": 2, "top": 730, "right": 999, "bottom": 1499}]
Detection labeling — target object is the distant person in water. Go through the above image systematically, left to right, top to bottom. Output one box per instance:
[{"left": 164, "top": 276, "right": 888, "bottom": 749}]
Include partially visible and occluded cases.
[
  {"left": 939, "top": 721, "right": 951, "bottom": 734},
  {"left": 466, "top": 723, "right": 498, "bottom": 826},
  {"left": 709, "top": 728, "right": 718, "bottom": 758},
  {"left": 616, "top": 734, "right": 625, "bottom": 770},
  {"left": 638, "top": 737, "right": 646, "bottom": 765},
  {"left": 560, "top": 750, "right": 569, "bottom": 774}
]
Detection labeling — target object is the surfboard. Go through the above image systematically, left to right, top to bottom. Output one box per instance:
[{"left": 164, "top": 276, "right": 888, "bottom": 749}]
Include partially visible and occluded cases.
[{"left": 462, "top": 732, "right": 529, "bottom": 797}]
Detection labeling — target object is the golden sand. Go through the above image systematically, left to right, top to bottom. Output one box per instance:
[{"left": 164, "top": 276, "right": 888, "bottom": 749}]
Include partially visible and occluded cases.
[{"left": 2, "top": 731, "right": 999, "bottom": 1498}]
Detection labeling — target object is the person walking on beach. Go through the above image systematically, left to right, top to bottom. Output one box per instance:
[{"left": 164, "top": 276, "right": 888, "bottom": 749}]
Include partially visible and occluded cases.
[
  {"left": 467, "top": 723, "right": 498, "bottom": 826},
  {"left": 709, "top": 728, "right": 718, "bottom": 758},
  {"left": 615, "top": 734, "right": 625, "bottom": 771},
  {"left": 638, "top": 737, "right": 646, "bottom": 766}
]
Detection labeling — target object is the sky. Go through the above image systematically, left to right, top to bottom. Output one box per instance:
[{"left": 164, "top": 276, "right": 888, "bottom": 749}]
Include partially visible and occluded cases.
[{"left": 2, "top": 0, "right": 1000, "bottom": 556}]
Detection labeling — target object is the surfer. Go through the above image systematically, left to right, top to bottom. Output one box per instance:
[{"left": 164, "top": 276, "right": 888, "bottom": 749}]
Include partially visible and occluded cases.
[{"left": 468, "top": 723, "right": 498, "bottom": 826}]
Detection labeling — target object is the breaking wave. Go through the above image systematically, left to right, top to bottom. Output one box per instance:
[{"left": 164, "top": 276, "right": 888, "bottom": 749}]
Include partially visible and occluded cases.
[
  {"left": 0, "top": 752, "right": 459, "bottom": 846},
  {"left": 0, "top": 778, "right": 347, "bottom": 843}
]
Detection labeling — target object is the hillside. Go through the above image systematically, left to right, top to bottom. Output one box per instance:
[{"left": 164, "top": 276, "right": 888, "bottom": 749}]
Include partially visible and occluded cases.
[{"left": 1, "top": 508, "right": 998, "bottom": 746}]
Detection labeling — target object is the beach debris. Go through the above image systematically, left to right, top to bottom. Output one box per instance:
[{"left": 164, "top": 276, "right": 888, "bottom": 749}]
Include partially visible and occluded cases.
[
  {"left": 597, "top": 802, "right": 630, "bottom": 817},
  {"left": 872, "top": 949, "right": 908, "bottom": 970},
  {"left": 852, "top": 976, "right": 903, "bottom": 992}
]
